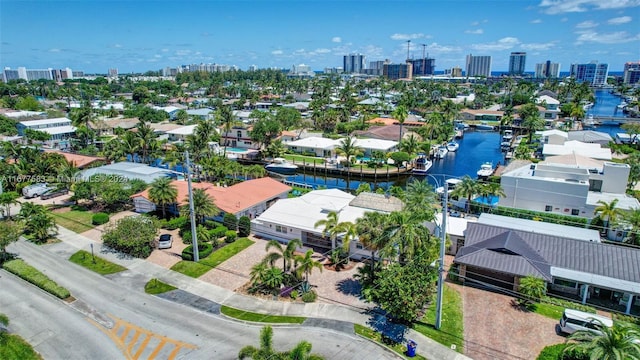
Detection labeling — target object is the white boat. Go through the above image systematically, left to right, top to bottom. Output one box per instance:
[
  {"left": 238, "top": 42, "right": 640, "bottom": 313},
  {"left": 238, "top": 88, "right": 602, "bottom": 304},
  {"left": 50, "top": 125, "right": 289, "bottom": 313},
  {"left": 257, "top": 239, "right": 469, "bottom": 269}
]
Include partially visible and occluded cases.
[
  {"left": 617, "top": 101, "right": 628, "bottom": 109},
  {"left": 582, "top": 102, "right": 594, "bottom": 110},
  {"left": 475, "top": 122, "right": 495, "bottom": 131},
  {"left": 502, "top": 129, "right": 513, "bottom": 141},
  {"left": 446, "top": 141, "right": 459, "bottom": 152},
  {"left": 500, "top": 141, "right": 512, "bottom": 150},
  {"left": 434, "top": 146, "right": 448, "bottom": 159},
  {"left": 412, "top": 153, "right": 432, "bottom": 175},
  {"left": 265, "top": 158, "right": 298, "bottom": 175},
  {"left": 476, "top": 162, "right": 494, "bottom": 178},
  {"left": 436, "top": 178, "right": 463, "bottom": 195}
]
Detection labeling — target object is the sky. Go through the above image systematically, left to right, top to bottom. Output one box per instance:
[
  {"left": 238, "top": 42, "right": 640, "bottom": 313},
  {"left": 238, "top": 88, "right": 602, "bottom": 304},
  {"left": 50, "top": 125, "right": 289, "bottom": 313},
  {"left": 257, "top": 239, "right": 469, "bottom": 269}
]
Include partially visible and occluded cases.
[{"left": 1, "top": 0, "right": 639, "bottom": 74}]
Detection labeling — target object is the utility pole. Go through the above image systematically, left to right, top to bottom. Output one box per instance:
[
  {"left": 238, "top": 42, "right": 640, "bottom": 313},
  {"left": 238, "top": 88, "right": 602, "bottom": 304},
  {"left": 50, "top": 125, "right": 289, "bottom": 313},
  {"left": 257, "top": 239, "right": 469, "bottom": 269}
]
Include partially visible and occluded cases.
[
  {"left": 185, "top": 151, "right": 200, "bottom": 262},
  {"left": 435, "top": 180, "right": 448, "bottom": 330}
]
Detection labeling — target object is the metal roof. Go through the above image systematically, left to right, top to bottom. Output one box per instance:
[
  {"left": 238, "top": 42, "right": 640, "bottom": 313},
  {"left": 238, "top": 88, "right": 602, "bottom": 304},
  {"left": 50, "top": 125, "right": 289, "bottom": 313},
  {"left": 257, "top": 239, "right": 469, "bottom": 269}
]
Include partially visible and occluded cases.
[
  {"left": 478, "top": 214, "right": 601, "bottom": 242},
  {"left": 456, "top": 222, "right": 640, "bottom": 291}
]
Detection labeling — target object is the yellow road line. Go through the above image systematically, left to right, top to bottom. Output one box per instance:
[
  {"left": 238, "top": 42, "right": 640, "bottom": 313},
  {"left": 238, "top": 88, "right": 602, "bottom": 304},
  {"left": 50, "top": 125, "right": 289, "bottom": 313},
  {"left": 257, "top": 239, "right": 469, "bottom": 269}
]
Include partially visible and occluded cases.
[
  {"left": 119, "top": 325, "right": 132, "bottom": 342},
  {"left": 126, "top": 331, "right": 142, "bottom": 355},
  {"left": 132, "top": 334, "right": 152, "bottom": 360},
  {"left": 147, "top": 339, "right": 167, "bottom": 359},
  {"left": 167, "top": 345, "right": 183, "bottom": 360}
]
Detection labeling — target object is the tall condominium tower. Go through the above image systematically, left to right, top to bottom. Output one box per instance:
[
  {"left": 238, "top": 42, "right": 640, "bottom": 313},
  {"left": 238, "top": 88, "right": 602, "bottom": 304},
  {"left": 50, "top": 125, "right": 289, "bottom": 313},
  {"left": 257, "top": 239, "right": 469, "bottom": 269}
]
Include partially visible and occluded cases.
[
  {"left": 508, "top": 52, "right": 526, "bottom": 76},
  {"left": 343, "top": 54, "right": 366, "bottom": 74},
  {"left": 465, "top": 54, "right": 491, "bottom": 77},
  {"left": 535, "top": 61, "right": 561, "bottom": 78},
  {"left": 570, "top": 61, "right": 609, "bottom": 86},
  {"left": 623, "top": 62, "right": 640, "bottom": 84}
]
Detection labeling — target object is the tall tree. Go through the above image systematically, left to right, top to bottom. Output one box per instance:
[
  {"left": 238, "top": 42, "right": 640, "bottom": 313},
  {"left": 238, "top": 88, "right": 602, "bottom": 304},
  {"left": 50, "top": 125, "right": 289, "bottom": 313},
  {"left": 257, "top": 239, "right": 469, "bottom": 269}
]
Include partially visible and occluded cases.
[
  {"left": 518, "top": 102, "right": 545, "bottom": 142},
  {"left": 392, "top": 105, "right": 408, "bottom": 143},
  {"left": 335, "top": 136, "right": 363, "bottom": 165},
  {"left": 451, "top": 176, "right": 480, "bottom": 213},
  {"left": 148, "top": 177, "right": 178, "bottom": 219},
  {"left": 180, "top": 188, "right": 219, "bottom": 224},
  {"left": 0, "top": 191, "right": 20, "bottom": 218},
  {"left": 594, "top": 199, "right": 621, "bottom": 236},
  {"left": 314, "top": 210, "right": 350, "bottom": 250},
  {"left": 0, "top": 220, "right": 23, "bottom": 260},
  {"left": 264, "top": 238, "right": 302, "bottom": 273},
  {"left": 294, "top": 249, "right": 323, "bottom": 283},
  {"left": 563, "top": 321, "right": 640, "bottom": 360}
]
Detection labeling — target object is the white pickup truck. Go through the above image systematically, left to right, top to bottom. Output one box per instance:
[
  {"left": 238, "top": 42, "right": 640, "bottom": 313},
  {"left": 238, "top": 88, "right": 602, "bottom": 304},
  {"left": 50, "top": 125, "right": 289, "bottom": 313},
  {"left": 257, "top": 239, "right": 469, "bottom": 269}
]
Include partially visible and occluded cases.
[{"left": 22, "top": 183, "right": 52, "bottom": 199}]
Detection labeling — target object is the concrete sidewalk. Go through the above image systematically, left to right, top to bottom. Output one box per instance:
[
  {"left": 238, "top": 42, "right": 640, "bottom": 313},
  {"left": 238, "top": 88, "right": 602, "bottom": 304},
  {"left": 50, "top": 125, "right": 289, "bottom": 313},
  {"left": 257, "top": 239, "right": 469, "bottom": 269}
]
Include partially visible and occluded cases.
[{"left": 51, "top": 226, "right": 471, "bottom": 360}]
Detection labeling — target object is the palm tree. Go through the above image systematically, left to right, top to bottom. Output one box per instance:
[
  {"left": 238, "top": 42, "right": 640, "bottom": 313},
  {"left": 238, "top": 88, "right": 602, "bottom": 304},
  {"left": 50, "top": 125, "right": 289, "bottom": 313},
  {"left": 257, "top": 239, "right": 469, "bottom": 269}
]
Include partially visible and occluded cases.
[
  {"left": 518, "top": 102, "right": 545, "bottom": 142},
  {"left": 218, "top": 105, "right": 234, "bottom": 156},
  {"left": 392, "top": 105, "right": 408, "bottom": 142},
  {"left": 135, "top": 122, "right": 157, "bottom": 164},
  {"left": 121, "top": 131, "right": 141, "bottom": 162},
  {"left": 399, "top": 134, "right": 420, "bottom": 155},
  {"left": 335, "top": 136, "right": 363, "bottom": 166},
  {"left": 451, "top": 176, "right": 480, "bottom": 213},
  {"left": 148, "top": 177, "right": 178, "bottom": 218},
  {"left": 404, "top": 179, "right": 437, "bottom": 221},
  {"left": 477, "top": 182, "right": 506, "bottom": 210},
  {"left": 180, "top": 188, "right": 218, "bottom": 224},
  {"left": 0, "top": 191, "right": 20, "bottom": 218},
  {"left": 595, "top": 199, "right": 621, "bottom": 236},
  {"left": 623, "top": 208, "right": 640, "bottom": 245},
  {"left": 314, "top": 210, "right": 349, "bottom": 250},
  {"left": 355, "top": 211, "right": 389, "bottom": 278},
  {"left": 383, "top": 211, "right": 434, "bottom": 264},
  {"left": 265, "top": 238, "right": 302, "bottom": 273},
  {"left": 294, "top": 250, "right": 323, "bottom": 283},
  {"left": 518, "top": 275, "right": 547, "bottom": 306},
  {"left": 563, "top": 321, "right": 640, "bottom": 360},
  {"left": 239, "top": 326, "right": 325, "bottom": 360}
]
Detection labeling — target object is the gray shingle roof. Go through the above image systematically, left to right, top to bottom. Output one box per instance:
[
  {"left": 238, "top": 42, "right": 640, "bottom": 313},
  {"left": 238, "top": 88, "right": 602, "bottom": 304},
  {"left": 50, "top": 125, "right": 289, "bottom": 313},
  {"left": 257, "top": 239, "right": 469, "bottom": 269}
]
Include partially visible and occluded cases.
[{"left": 455, "top": 222, "right": 640, "bottom": 284}]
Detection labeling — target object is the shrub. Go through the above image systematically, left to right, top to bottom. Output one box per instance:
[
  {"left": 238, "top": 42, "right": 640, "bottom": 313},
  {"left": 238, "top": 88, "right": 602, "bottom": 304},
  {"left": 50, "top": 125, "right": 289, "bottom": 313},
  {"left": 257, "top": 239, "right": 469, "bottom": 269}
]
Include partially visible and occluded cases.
[
  {"left": 91, "top": 212, "right": 110, "bottom": 225},
  {"left": 223, "top": 213, "right": 238, "bottom": 231},
  {"left": 101, "top": 216, "right": 158, "bottom": 258},
  {"left": 165, "top": 216, "right": 189, "bottom": 230},
  {"left": 238, "top": 216, "right": 251, "bottom": 237},
  {"left": 204, "top": 220, "right": 222, "bottom": 230},
  {"left": 211, "top": 226, "right": 228, "bottom": 239},
  {"left": 224, "top": 230, "right": 237, "bottom": 243},
  {"left": 181, "top": 231, "right": 192, "bottom": 245},
  {"left": 181, "top": 243, "right": 214, "bottom": 261},
  {"left": 2, "top": 259, "right": 70, "bottom": 299},
  {"left": 290, "top": 290, "right": 299, "bottom": 299},
  {"left": 301, "top": 290, "right": 317, "bottom": 303},
  {"left": 541, "top": 296, "right": 596, "bottom": 314},
  {"left": 536, "top": 343, "right": 588, "bottom": 360}
]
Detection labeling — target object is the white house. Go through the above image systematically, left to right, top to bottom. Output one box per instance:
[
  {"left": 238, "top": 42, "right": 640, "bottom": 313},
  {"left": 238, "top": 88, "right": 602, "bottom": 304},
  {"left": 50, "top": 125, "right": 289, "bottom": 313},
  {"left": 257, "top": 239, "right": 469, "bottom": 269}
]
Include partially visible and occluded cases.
[
  {"left": 535, "top": 95, "right": 561, "bottom": 121},
  {"left": 186, "top": 108, "right": 215, "bottom": 121},
  {"left": 16, "top": 117, "right": 76, "bottom": 147},
  {"left": 166, "top": 125, "right": 197, "bottom": 142},
  {"left": 220, "top": 125, "right": 260, "bottom": 149},
  {"left": 536, "top": 129, "right": 568, "bottom": 145},
  {"left": 284, "top": 137, "right": 341, "bottom": 157},
  {"left": 353, "top": 138, "right": 399, "bottom": 157},
  {"left": 543, "top": 140, "right": 612, "bottom": 160},
  {"left": 498, "top": 161, "right": 639, "bottom": 218},
  {"left": 251, "top": 189, "right": 404, "bottom": 260}
]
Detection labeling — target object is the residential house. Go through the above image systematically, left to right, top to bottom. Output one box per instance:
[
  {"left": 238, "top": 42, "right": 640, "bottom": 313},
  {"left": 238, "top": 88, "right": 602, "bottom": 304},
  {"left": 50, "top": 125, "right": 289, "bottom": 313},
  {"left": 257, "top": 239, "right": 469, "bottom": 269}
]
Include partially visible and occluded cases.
[
  {"left": 535, "top": 95, "right": 561, "bottom": 121},
  {"left": 152, "top": 106, "right": 183, "bottom": 120},
  {"left": 186, "top": 108, "right": 215, "bottom": 121},
  {"left": 460, "top": 109, "right": 504, "bottom": 122},
  {"left": 17, "top": 118, "right": 76, "bottom": 147},
  {"left": 220, "top": 124, "right": 260, "bottom": 149},
  {"left": 166, "top": 125, "right": 198, "bottom": 142},
  {"left": 354, "top": 125, "right": 420, "bottom": 142},
  {"left": 537, "top": 129, "right": 569, "bottom": 145},
  {"left": 567, "top": 131, "right": 613, "bottom": 146},
  {"left": 284, "top": 137, "right": 340, "bottom": 157},
  {"left": 353, "top": 138, "right": 399, "bottom": 157},
  {"left": 543, "top": 140, "right": 612, "bottom": 160},
  {"left": 44, "top": 150, "right": 105, "bottom": 169},
  {"left": 498, "top": 160, "right": 639, "bottom": 218},
  {"left": 80, "top": 162, "right": 175, "bottom": 183},
  {"left": 131, "top": 177, "right": 291, "bottom": 220},
  {"left": 251, "top": 189, "right": 403, "bottom": 259},
  {"left": 454, "top": 221, "right": 640, "bottom": 315}
]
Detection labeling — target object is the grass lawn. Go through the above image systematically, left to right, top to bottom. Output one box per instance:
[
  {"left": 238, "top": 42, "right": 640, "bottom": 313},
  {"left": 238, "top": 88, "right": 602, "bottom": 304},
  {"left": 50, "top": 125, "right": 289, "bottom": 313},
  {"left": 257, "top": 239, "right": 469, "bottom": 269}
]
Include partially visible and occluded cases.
[
  {"left": 283, "top": 154, "right": 324, "bottom": 164},
  {"left": 50, "top": 210, "right": 94, "bottom": 233},
  {"left": 171, "top": 237, "right": 254, "bottom": 278},
  {"left": 68, "top": 250, "right": 127, "bottom": 275},
  {"left": 144, "top": 278, "right": 177, "bottom": 295},
  {"left": 412, "top": 284, "right": 464, "bottom": 353},
  {"left": 531, "top": 302, "right": 565, "bottom": 320},
  {"left": 220, "top": 305, "right": 305, "bottom": 324},
  {"left": 354, "top": 324, "right": 427, "bottom": 360},
  {"left": 0, "top": 334, "right": 42, "bottom": 360}
]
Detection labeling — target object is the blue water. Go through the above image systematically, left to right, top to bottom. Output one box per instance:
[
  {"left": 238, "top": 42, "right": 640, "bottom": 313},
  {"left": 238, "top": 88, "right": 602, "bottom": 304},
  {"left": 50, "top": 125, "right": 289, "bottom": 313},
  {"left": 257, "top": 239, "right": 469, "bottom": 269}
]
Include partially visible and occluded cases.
[
  {"left": 588, "top": 88, "right": 628, "bottom": 119},
  {"left": 429, "top": 130, "right": 504, "bottom": 179},
  {"left": 226, "top": 147, "right": 248, "bottom": 153}
]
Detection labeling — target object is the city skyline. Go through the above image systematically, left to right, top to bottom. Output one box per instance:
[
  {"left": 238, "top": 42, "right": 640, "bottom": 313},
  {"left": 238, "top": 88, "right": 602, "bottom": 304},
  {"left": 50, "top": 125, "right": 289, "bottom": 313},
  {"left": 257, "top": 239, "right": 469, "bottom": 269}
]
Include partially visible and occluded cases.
[{"left": 1, "top": 0, "right": 639, "bottom": 74}]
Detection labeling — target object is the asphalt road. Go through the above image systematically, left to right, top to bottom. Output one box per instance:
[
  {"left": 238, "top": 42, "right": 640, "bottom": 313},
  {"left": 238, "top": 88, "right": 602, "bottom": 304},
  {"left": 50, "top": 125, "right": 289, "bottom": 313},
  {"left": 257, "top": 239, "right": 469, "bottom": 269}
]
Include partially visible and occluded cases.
[{"left": 4, "top": 240, "right": 399, "bottom": 360}]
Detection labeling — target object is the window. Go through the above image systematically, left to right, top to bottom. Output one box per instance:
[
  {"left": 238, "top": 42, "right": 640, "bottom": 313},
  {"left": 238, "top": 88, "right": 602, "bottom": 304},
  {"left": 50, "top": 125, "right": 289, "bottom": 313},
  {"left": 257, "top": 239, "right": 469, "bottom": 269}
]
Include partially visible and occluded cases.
[
  {"left": 589, "top": 179, "right": 602, "bottom": 192},
  {"left": 545, "top": 205, "right": 552, "bottom": 212},
  {"left": 571, "top": 209, "right": 579, "bottom": 216},
  {"left": 275, "top": 225, "right": 287, "bottom": 233},
  {"left": 356, "top": 243, "right": 363, "bottom": 250},
  {"left": 553, "top": 278, "right": 577, "bottom": 288}
]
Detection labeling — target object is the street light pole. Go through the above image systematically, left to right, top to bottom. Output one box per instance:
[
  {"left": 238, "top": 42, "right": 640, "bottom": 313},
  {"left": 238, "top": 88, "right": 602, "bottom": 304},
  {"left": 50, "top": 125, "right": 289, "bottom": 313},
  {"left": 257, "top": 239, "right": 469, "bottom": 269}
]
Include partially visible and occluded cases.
[
  {"left": 185, "top": 151, "right": 200, "bottom": 262},
  {"left": 435, "top": 180, "right": 448, "bottom": 330}
]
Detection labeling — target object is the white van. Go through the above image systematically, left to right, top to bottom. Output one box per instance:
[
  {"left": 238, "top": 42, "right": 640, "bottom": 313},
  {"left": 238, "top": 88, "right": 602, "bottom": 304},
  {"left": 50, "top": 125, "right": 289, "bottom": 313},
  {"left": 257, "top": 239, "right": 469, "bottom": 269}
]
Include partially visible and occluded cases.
[
  {"left": 22, "top": 183, "right": 51, "bottom": 199},
  {"left": 559, "top": 309, "right": 613, "bottom": 335}
]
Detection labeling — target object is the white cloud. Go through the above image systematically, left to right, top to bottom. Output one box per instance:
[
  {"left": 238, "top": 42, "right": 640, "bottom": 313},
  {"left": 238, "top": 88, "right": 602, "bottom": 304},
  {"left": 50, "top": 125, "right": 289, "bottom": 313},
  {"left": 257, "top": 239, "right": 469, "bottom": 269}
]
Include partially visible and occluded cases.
[
  {"left": 539, "top": 0, "right": 640, "bottom": 14},
  {"left": 608, "top": 16, "right": 632, "bottom": 24},
  {"left": 530, "top": 19, "right": 542, "bottom": 24},
  {"left": 576, "top": 20, "right": 598, "bottom": 28},
  {"left": 470, "top": 21, "right": 480, "bottom": 26},
  {"left": 465, "top": 29, "right": 484, "bottom": 34},
  {"left": 575, "top": 30, "right": 640, "bottom": 44},
  {"left": 390, "top": 33, "right": 428, "bottom": 40},
  {"left": 331, "top": 36, "right": 342, "bottom": 43},
  {"left": 471, "top": 37, "right": 520, "bottom": 51},
  {"left": 521, "top": 41, "right": 557, "bottom": 51},
  {"left": 426, "top": 43, "right": 462, "bottom": 53},
  {"left": 48, "top": 48, "right": 61, "bottom": 53},
  {"left": 161, "top": 48, "right": 169, "bottom": 52},
  {"left": 315, "top": 48, "right": 331, "bottom": 54},
  {"left": 175, "top": 49, "right": 191, "bottom": 56},
  {"left": 271, "top": 50, "right": 283, "bottom": 55},
  {"left": 154, "top": 54, "right": 162, "bottom": 58}
]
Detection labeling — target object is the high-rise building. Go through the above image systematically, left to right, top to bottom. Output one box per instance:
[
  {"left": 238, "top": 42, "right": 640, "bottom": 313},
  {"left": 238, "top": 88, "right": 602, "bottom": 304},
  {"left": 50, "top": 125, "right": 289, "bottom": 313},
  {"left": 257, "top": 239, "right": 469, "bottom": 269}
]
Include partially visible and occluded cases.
[
  {"left": 508, "top": 52, "right": 526, "bottom": 76},
  {"left": 343, "top": 54, "right": 365, "bottom": 74},
  {"left": 465, "top": 54, "right": 491, "bottom": 77},
  {"left": 408, "top": 57, "right": 436, "bottom": 76},
  {"left": 365, "top": 60, "right": 388, "bottom": 76},
  {"left": 535, "top": 61, "right": 561, "bottom": 78},
  {"left": 570, "top": 61, "right": 609, "bottom": 86},
  {"left": 623, "top": 62, "right": 640, "bottom": 84},
  {"left": 383, "top": 63, "right": 412, "bottom": 80},
  {"left": 248, "top": 65, "right": 258, "bottom": 71},
  {"left": 3, "top": 67, "right": 21, "bottom": 82},
  {"left": 451, "top": 67, "right": 462, "bottom": 77},
  {"left": 108, "top": 68, "right": 118, "bottom": 77}
]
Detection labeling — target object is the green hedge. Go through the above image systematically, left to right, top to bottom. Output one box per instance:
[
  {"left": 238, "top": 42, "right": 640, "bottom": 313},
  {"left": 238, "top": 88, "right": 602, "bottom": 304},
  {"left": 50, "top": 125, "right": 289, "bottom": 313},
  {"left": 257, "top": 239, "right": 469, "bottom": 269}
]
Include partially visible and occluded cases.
[
  {"left": 91, "top": 212, "right": 110, "bottom": 225},
  {"left": 165, "top": 216, "right": 189, "bottom": 230},
  {"left": 238, "top": 216, "right": 251, "bottom": 237},
  {"left": 211, "top": 226, "right": 228, "bottom": 239},
  {"left": 225, "top": 231, "right": 237, "bottom": 243},
  {"left": 181, "top": 243, "right": 214, "bottom": 261},
  {"left": 2, "top": 259, "right": 70, "bottom": 299},
  {"left": 542, "top": 296, "right": 596, "bottom": 314},
  {"left": 536, "top": 343, "right": 588, "bottom": 360}
]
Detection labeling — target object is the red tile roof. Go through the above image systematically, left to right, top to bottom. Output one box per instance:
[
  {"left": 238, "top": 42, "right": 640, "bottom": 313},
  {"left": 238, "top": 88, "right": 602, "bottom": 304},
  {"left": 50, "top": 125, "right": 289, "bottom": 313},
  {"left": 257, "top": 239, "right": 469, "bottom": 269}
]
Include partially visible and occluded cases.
[
  {"left": 367, "top": 117, "right": 424, "bottom": 127},
  {"left": 43, "top": 150, "right": 105, "bottom": 169},
  {"left": 132, "top": 177, "right": 291, "bottom": 214}
]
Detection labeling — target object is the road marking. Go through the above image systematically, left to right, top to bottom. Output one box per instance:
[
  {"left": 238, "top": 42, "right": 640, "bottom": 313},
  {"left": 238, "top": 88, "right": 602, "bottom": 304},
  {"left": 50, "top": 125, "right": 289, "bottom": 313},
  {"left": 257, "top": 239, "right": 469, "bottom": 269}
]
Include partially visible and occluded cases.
[{"left": 88, "top": 315, "right": 196, "bottom": 360}]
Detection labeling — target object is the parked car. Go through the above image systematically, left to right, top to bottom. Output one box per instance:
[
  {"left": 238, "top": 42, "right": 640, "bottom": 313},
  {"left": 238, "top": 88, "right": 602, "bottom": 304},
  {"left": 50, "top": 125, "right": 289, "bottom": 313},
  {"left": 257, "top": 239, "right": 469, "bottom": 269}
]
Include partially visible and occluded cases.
[
  {"left": 22, "top": 183, "right": 52, "bottom": 199},
  {"left": 40, "top": 188, "right": 69, "bottom": 200},
  {"left": 157, "top": 234, "right": 173, "bottom": 249},
  {"left": 558, "top": 309, "right": 613, "bottom": 336}
]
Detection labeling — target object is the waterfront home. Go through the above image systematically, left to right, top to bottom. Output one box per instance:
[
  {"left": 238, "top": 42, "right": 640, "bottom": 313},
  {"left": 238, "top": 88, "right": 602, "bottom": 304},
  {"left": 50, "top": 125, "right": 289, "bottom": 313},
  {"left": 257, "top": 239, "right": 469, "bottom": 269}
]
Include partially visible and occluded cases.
[
  {"left": 535, "top": 95, "right": 561, "bottom": 121},
  {"left": 151, "top": 105, "right": 183, "bottom": 120},
  {"left": 459, "top": 109, "right": 504, "bottom": 122},
  {"left": 16, "top": 117, "right": 76, "bottom": 147},
  {"left": 91, "top": 117, "right": 140, "bottom": 135},
  {"left": 219, "top": 124, "right": 260, "bottom": 150},
  {"left": 354, "top": 124, "right": 420, "bottom": 142},
  {"left": 166, "top": 125, "right": 198, "bottom": 142},
  {"left": 537, "top": 129, "right": 569, "bottom": 145},
  {"left": 567, "top": 131, "right": 613, "bottom": 146},
  {"left": 284, "top": 137, "right": 340, "bottom": 157},
  {"left": 353, "top": 138, "right": 399, "bottom": 157},
  {"left": 542, "top": 140, "right": 612, "bottom": 160},
  {"left": 44, "top": 150, "right": 105, "bottom": 169},
  {"left": 498, "top": 161, "right": 639, "bottom": 218},
  {"left": 80, "top": 162, "right": 174, "bottom": 183},
  {"left": 132, "top": 177, "right": 291, "bottom": 220},
  {"left": 251, "top": 189, "right": 403, "bottom": 259},
  {"left": 424, "top": 212, "right": 476, "bottom": 255},
  {"left": 454, "top": 221, "right": 640, "bottom": 315}
]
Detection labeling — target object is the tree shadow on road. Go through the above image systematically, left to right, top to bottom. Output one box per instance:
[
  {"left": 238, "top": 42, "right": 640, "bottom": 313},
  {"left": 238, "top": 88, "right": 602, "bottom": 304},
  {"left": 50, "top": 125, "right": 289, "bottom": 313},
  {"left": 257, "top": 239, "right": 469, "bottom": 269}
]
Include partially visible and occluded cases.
[
  {"left": 335, "top": 278, "right": 361, "bottom": 297},
  {"left": 364, "top": 306, "right": 409, "bottom": 344}
]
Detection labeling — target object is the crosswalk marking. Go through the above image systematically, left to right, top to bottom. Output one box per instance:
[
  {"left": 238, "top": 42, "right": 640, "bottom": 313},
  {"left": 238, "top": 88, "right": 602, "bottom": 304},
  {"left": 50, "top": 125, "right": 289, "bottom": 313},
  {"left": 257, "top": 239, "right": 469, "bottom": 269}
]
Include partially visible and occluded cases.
[{"left": 88, "top": 315, "right": 196, "bottom": 359}]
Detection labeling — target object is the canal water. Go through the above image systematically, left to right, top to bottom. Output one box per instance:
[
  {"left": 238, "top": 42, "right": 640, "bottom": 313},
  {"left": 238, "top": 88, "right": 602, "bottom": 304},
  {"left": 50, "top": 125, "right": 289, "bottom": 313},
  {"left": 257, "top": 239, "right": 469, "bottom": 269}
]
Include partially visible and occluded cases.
[{"left": 284, "top": 89, "right": 628, "bottom": 191}]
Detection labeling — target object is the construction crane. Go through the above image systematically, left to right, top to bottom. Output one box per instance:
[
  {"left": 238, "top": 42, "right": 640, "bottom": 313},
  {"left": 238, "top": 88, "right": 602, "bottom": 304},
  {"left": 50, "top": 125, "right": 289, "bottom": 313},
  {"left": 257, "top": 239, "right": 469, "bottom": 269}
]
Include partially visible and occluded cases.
[{"left": 421, "top": 44, "right": 427, "bottom": 75}]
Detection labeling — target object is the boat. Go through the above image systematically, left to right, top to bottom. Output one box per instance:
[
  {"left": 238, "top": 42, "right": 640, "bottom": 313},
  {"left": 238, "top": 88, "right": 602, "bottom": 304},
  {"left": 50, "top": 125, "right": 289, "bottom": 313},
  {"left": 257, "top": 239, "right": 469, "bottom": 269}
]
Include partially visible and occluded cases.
[
  {"left": 617, "top": 101, "right": 628, "bottom": 109},
  {"left": 582, "top": 102, "right": 594, "bottom": 110},
  {"left": 475, "top": 122, "right": 495, "bottom": 131},
  {"left": 455, "top": 129, "right": 464, "bottom": 139},
  {"left": 502, "top": 129, "right": 513, "bottom": 141},
  {"left": 446, "top": 141, "right": 459, "bottom": 152},
  {"left": 500, "top": 141, "right": 512, "bottom": 150},
  {"left": 434, "top": 146, "right": 448, "bottom": 159},
  {"left": 412, "top": 153, "right": 432, "bottom": 175},
  {"left": 265, "top": 158, "right": 298, "bottom": 175},
  {"left": 476, "top": 162, "right": 494, "bottom": 178},
  {"left": 436, "top": 178, "right": 463, "bottom": 196}
]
